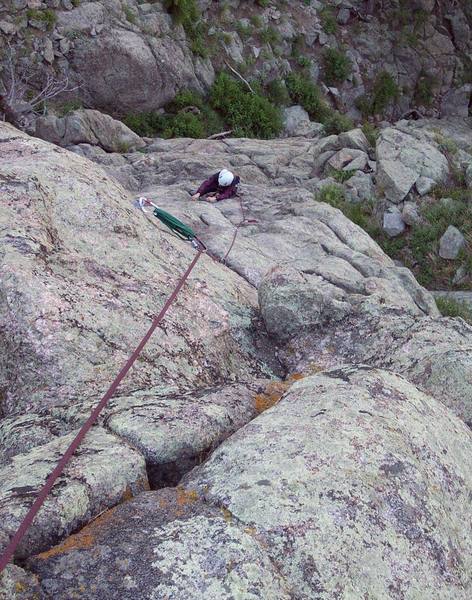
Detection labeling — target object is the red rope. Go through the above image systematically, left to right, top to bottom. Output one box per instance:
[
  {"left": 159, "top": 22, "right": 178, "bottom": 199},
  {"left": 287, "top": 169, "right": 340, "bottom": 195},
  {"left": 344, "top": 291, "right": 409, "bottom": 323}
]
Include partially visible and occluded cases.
[
  {"left": 222, "top": 195, "right": 257, "bottom": 265},
  {"left": 0, "top": 246, "right": 204, "bottom": 573}
]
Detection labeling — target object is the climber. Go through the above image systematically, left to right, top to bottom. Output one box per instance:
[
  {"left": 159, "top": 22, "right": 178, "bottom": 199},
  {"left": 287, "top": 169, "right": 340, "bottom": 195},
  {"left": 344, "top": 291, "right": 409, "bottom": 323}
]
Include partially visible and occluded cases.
[{"left": 191, "top": 169, "right": 240, "bottom": 203}]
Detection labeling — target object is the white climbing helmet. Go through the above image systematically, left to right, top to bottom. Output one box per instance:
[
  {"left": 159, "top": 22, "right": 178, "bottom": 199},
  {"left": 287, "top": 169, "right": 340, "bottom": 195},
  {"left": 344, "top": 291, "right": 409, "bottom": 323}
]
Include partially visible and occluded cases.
[{"left": 218, "top": 169, "right": 234, "bottom": 187}]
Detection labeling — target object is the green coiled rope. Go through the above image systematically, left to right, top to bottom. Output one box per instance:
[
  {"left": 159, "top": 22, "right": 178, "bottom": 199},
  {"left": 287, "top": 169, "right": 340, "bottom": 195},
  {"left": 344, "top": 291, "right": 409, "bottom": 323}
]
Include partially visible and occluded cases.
[{"left": 153, "top": 207, "right": 196, "bottom": 241}]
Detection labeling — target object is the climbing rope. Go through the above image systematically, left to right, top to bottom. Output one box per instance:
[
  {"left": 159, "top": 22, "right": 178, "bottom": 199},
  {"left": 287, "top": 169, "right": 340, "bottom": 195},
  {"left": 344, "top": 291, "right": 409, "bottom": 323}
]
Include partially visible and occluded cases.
[
  {"left": 222, "top": 194, "right": 258, "bottom": 265},
  {"left": 0, "top": 201, "right": 205, "bottom": 573}
]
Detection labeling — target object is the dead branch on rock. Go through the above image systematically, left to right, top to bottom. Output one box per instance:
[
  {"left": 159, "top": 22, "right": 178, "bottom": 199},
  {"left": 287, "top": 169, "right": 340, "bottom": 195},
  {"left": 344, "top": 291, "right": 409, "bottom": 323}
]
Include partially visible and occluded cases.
[
  {"left": 0, "top": 43, "right": 79, "bottom": 129},
  {"left": 224, "top": 60, "right": 255, "bottom": 94},
  {"left": 207, "top": 130, "right": 233, "bottom": 140}
]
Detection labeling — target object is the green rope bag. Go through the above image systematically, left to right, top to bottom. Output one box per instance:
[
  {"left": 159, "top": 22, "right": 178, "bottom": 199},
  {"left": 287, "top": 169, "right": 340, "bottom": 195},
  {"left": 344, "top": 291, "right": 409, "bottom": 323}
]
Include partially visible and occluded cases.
[{"left": 153, "top": 207, "right": 196, "bottom": 241}]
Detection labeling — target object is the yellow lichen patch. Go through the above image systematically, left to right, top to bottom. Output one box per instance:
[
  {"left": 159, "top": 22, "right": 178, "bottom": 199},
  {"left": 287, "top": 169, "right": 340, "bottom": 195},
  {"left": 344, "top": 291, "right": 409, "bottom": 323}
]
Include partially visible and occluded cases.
[
  {"left": 176, "top": 486, "right": 199, "bottom": 507},
  {"left": 36, "top": 506, "right": 119, "bottom": 560},
  {"left": 221, "top": 507, "right": 233, "bottom": 523},
  {"left": 244, "top": 526, "right": 257, "bottom": 536},
  {"left": 15, "top": 582, "right": 26, "bottom": 592}
]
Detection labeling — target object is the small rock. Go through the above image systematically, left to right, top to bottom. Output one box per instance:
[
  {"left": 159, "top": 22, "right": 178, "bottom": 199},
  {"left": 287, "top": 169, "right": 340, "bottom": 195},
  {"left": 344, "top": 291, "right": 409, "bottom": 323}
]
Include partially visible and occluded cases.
[
  {"left": 337, "top": 8, "right": 350, "bottom": 25},
  {"left": 0, "top": 21, "right": 17, "bottom": 35},
  {"left": 318, "top": 30, "right": 328, "bottom": 45},
  {"left": 42, "top": 38, "right": 55, "bottom": 64},
  {"left": 283, "top": 106, "right": 323, "bottom": 138},
  {"left": 338, "top": 128, "right": 370, "bottom": 152},
  {"left": 328, "top": 148, "right": 368, "bottom": 171},
  {"left": 465, "top": 162, "right": 472, "bottom": 188},
  {"left": 345, "top": 172, "right": 374, "bottom": 202},
  {"left": 415, "top": 176, "right": 436, "bottom": 196},
  {"left": 402, "top": 202, "right": 422, "bottom": 226},
  {"left": 383, "top": 207, "right": 405, "bottom": 238},
  {"left": 439, "top": 225, "right": 465, "bottom": 260},
  {"left": 453, "top": 265, "right": 468, "bottom": 286}
]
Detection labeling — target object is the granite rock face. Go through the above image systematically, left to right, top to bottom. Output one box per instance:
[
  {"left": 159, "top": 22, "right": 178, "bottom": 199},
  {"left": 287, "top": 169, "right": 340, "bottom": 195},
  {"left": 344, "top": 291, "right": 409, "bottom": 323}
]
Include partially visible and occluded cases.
[
  {"left": 1, "top": 122, "right": 472, "bottom": 598},
  {"left": 23, "top": 369, "right": 472, "bottom": 599}
]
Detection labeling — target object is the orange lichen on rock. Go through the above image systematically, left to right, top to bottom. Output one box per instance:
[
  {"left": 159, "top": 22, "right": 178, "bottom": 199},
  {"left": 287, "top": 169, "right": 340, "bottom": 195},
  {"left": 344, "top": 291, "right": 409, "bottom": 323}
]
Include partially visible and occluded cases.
[
  {"left": 254, "top": 376, "right": 301, "bottom": 414},
  {"left": 176, "top": 487, "right": 199, "bottom": 507},
  {"left": 35, "top": 506, "right": 118, "bottom": 560}
]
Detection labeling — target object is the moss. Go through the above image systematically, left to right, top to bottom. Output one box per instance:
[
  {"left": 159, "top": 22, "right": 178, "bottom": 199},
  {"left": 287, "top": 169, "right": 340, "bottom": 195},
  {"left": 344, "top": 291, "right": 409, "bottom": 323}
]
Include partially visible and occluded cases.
[{"left": 123, "top": 6, "right": 137, "bottom": 24}]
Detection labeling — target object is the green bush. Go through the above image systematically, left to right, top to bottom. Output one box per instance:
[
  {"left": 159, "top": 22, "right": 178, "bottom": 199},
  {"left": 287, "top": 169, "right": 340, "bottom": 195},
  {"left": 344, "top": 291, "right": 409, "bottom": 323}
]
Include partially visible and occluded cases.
[
  {"left": 163, "top": 0, "right": 207, "bottom": 57},
  {"left": 320, "top": 7, "right": 338, "bottom": 35},
  {"left": 260, "top": 27, "right": 280, "bottom": 45},
  {"left": 323, "top": 48, "right": 351, "bottom": 85},
  {"left": 356, "top": 71, "right": 399, "bottom": 117},
  {"left": 209, "top": 72, "right": 282, "bottom": 138},
  {"left": 415, "top": 72, "right": 436, "bottom": 106},
  {"left": 285, "top": 73, "right": 330, "bottom": 122},
  {"left": 266, "top": 78, "right": 291, "bottom": 106},
  {"left": 323, "top": 111, "right": 354, "bottom": 135},
  {"left": 123, "top": 112, "right": 168, "bottom": 137},
  {"left": 163, "top": 112, "right": 206, "bottom": 138},
  {"left": 361, "top": 122, "right": 379, "bottom": 147},
  {"left": 316, "top": 184, "right": 346, "bottom": 206},
  {"left": 435, "top": 297, "right": 472, "bottom": 324}
]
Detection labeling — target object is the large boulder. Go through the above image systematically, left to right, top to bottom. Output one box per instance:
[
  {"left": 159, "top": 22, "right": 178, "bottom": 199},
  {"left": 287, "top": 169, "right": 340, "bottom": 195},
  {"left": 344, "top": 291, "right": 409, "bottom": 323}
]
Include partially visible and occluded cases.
[
  {"left": 70, "top": 28, "right": 210, "bottom": 113},
  {"left": 35, "top": 109, "right": 145, "bottom": 153},
  {"left": 0, "top": 123, "right": 271, "bottom": 421},
  {"left": 376, "top": 128, "right": 449, "bottom": 203},
  {"left": 184, "top": 367, "right": 472, "bottom": 599},
  {"left": 22, "top": 369, "right": 472, "bottom": 599}
]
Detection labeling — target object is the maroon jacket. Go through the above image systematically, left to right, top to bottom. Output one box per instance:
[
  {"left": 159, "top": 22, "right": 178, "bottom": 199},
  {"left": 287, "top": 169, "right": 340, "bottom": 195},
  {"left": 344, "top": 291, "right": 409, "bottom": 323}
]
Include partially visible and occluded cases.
[{"left": 197, "top": 172, "right": 240, "bottom": 201}]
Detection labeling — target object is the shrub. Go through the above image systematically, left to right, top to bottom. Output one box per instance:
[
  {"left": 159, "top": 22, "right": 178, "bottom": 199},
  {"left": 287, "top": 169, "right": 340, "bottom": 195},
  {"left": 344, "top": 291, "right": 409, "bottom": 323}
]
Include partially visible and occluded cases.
[
  {"left": 163, "top": 0, "right": 207, "bottom": 57},
  {"left": 256, "top": 0, "right": 271, "bottom": 7},
  {"left": 124, "top": 6, "right": 137, "bottom": 24},
  {"left": 320, "top": 7, "right": 338, "bottom": 35},
  {"left": 27, "top": 8, "right": 57, "bottom": 30},
  {"left": 260, "top": 27, "right": 280, "bottom": 45},
  {"left": 323, "top": 48, "right": 351, "bottom": 85},
  {"left": 355, "top": 70, "right": 399, "bottom": 117},
  {"left": 210, "top": 72, "right": 282, "bottom": 138},
  {"left": 415, "top": 72, "right": 436, "bottom": 107},
  {"left": 285, "top": 73, "right": 330, "bottom": 121},
  {"left": 266, "top": 78, "right": 291, "bottom": 106},
  {"left": 57, "top": 99, "right": 83, "bottom": 116},
  {"left": 323, "top": 110, "right": 354, "bottom": 134},
  {"left": 123, "top": 112, "right": 167, "bottom": 137},
  {"left": 163, "top": 112, "right": 206, "bottom": 138},
  {"left": 361, "top": 122, "right": 379, "bottom": 147},
  {"left": 316, "top": 184, "right": 345, "bottom": 206},
  {"left": 435, "top": 297, "right": 472, "bottom": 324}
]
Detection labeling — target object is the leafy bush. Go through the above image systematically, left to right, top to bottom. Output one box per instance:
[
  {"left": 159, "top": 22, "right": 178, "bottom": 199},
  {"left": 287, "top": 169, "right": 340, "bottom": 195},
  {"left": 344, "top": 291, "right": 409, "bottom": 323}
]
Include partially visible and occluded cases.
[
  {"left": 163, "top": 0, "right": 207, "bottom": 57},
  {"left": 320, "top": 7, "right": 338, "bottom": 34},
  {"left": 26, "top": 8, "right": 57, "bottom": 30},
  {"left": 260, "top": 27, "right": 280, "bottom": 45},
  {"left": 323, "top": 48, "right": 351, "bottom": 85},
  {"left": 355, "top": 71, "right": 399, "bottom": 117},
  {"left": 209, "top": 72, "right": 282, "bottom": 138},
  {"left": 415, "top": 72, "right": 436, "bottom": 107},
  {"left": 285, "top": 73, "right": 330, "bottom": 122},
  {"left": 266, "top": 78, "right": 291, "bottom": 106},
  {"left": 323, "top": 111, "right": 354, "bottom": 135},
  {"left": 123, "top": 112, "right": 168, "bottom": 137},
  {"left": 163, "top": 112, "right": 206, "bottom": 138},
  {"left": 361, "top": 122, "right": 379, "bottom": 147},
  {"left": 316, "top": 184, "right": 345, "bottom": 206},
  {"left": 435, "top": 297, "right": 472, "bottom": 324}
]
